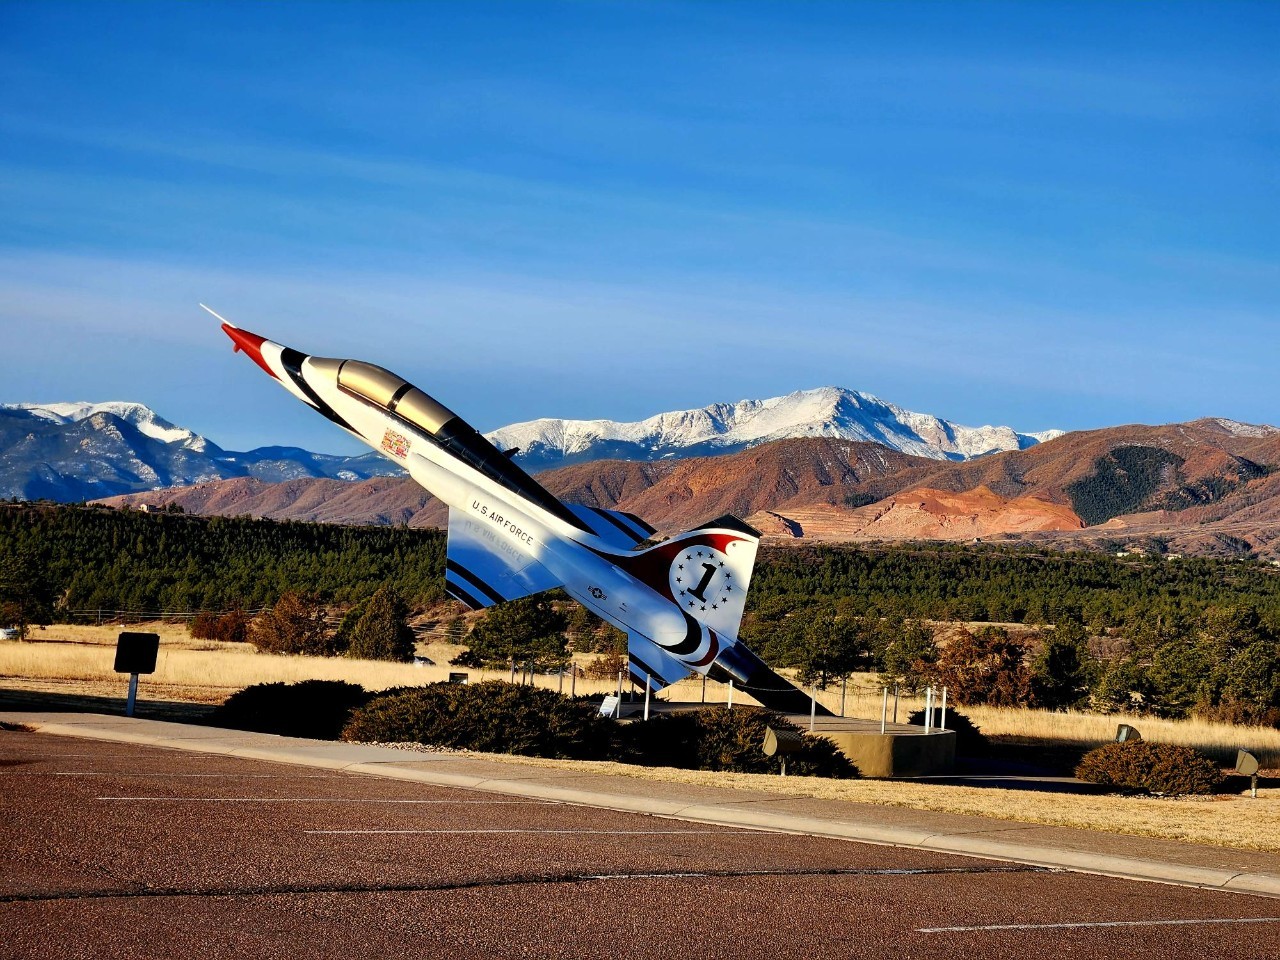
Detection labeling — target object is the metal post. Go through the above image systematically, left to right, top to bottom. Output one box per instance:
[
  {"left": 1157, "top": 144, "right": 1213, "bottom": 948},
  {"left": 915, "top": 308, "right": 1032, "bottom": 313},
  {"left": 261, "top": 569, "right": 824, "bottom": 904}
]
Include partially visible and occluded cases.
[
  {"left": 510, "top": 658, "right": 516, "bottom": 683},
  {"left": 571, "top": 669, "right": 576, "bottom": 697},
  {"left": 617, "top": 670, "right": 623, "bottom": 702},
  {"left": 125, "top": 673, "right": 139, "bottom": 717},
  {"left": 701, "top": 673, "right": 707, "bottom": 704},
  {"left": 644, "top": 674, "right": 651, "bottom": 721},
  {"left": 840, "top": 676, "right": 847, "bottom": 718},
  {"left": 727, "top": 679, "right": 734, "bottom": 709},
  {"left": 893, "top": 684, "right": 899, "bottom": 724},
  {"left": 924, "top": 686, "right": 933, "bottom": 734},
  {"left": 940, "top": 686, "right": 948, "bottom": 731},
  {"left": 810, "top": 687, "right": 817, "bottom": 733},
  {"left": 880, "top": 687, "right": 888, "bottom": 734},
  {"left": 1252, "top": 774, "right": 1259, "bottom": 799}
]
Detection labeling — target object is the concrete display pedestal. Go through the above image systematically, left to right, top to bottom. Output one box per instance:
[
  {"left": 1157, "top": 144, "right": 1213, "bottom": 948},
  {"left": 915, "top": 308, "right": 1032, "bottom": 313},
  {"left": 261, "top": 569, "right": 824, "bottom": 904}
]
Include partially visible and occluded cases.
[
  {"left": 622, "top": 701, "right": 955, "bottom": 778},
  {"left": 782, "top": 713, "right": 956, "bottom": 778}
]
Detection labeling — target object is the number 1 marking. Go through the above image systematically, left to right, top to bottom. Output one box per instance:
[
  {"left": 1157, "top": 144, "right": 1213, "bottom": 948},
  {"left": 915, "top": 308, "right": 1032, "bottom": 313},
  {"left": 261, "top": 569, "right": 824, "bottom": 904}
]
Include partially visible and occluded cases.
[{"left": 687, "top": 563, "right": 718, "bottom": 603}]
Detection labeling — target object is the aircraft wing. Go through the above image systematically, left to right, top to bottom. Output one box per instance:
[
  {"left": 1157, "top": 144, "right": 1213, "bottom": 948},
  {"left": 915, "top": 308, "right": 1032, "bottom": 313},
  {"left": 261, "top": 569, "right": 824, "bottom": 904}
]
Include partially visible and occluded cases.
[{"left": 444, "top": 511, "right": 562, "bottom": 610}]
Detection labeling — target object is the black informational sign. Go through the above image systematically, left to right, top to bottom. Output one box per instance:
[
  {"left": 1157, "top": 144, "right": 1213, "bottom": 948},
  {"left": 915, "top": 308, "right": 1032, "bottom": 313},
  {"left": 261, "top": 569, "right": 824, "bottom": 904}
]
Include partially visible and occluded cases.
[{"left": 114, "top": 632, "right": 160, "bottom": 675}]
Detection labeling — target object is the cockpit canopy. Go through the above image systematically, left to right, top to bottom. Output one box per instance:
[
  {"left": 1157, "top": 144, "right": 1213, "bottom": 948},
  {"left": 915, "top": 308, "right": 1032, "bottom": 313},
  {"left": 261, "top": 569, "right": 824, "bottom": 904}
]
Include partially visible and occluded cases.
[
  {"left": 318, "top": 354, "right": 590, "bottom": 534},
  {"left": 335, "top": 360, "right": 456, "bottom": 435}
]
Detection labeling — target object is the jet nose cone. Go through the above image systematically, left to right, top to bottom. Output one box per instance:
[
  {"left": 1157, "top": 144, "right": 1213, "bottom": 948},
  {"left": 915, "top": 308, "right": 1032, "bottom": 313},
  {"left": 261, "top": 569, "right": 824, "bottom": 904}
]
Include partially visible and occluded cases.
[
  {"left": 202, "top": 304, "right": 283, "bottom": 381},
  {"left": 219, "top": 322, "right": 280, "bottom": 381}
]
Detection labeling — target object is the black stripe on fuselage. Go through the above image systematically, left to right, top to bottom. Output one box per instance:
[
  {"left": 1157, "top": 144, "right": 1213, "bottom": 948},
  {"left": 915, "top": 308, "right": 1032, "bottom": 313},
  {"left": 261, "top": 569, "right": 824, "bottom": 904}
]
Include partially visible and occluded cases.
[
  {"left": 280, "top": 348, "right": 360, "bottom": 437},
  {"left": 590, "top": 507, "right": 645, "bottom": 544},
  {"left": 619, "top": 511, "right": 657, "bottom": 537},
  {"left": 445, "top": 558, "right": 506, "bottom": 607},
  {"left": 446, "top": 582, "right": 486, "bottom": 612},
  {"left": 660, "top": 612, "right": 703, "bottom": 658},
  {"left": 627, "top": 652, "right": 663, "bottom": 683}
]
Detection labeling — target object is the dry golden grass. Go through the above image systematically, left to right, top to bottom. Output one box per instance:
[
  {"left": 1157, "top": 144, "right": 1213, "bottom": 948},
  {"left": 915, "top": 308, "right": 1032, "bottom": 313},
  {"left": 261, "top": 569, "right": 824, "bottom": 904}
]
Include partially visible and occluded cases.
[
  {"left": 23, "top": 622, "right": 217, "bottom": 650},
  {"left": 0, "top": 623, "right": 624, "bottom": 702},
  {"left": 460, "top": 752, "right": 1280, "bottom": 853}
]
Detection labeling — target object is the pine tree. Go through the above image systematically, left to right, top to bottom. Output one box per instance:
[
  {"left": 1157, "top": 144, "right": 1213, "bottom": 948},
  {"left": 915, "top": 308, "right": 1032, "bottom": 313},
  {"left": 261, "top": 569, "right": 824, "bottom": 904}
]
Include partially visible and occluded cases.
[
  {"left": 0, "top": 548, "right": 53, "bottom": 640},
  {"left": 346, "top": 586, "right": 416, "bottom": 662},
  {"left": 462, "top": 596, "right": 567, "bottom": 668},
  {"left": 796, "top": 613, "right": 865, "bottom": 688},
  {"left": 1030, "top": 617, "right": 1096, "bottom": 709},
  {"left": 879, "top": 621, "right": 938, "bottom": 694}
]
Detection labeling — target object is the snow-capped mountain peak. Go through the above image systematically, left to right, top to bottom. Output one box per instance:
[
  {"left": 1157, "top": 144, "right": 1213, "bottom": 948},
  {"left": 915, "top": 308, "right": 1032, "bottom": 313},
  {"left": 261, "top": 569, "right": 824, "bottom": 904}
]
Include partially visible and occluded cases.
[
  {"left": 486, "top": 386, "right": 1063, "bottom": 468},
  {"left": 0, "top": 401, "right": 405, "bottom": 501},
  {"left": 4, "top": 401, "right": 209, "bottom": 451},
  {"left": 1206, "top": 418, "right": 1279, "bottom": 439}
]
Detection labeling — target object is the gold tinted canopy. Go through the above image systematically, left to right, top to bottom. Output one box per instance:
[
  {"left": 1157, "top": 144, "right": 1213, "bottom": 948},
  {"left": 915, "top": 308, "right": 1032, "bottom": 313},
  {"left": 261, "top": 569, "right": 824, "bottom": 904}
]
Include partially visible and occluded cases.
[{"left": 326, "top": 358, "right": 458, "bottom": 435}]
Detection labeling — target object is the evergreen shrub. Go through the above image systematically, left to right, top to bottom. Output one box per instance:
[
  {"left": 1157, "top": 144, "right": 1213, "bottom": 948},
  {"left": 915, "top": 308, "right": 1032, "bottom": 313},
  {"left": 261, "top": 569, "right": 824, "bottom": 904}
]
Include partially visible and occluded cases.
[
  {"left": 345, "top": 586, "right": 416, "bottom": 662},
  {"left": 209, "top": 680, "right": 369, "bottom": 740},
  {"left": 342, "top": 681, "right": 615, "bottom": 759},
  {"left": 624, "top": 707, "right": 857, "bottom": 777},
  {"left": 1075, "top": 741, "right": 1224, "bottom": 795}
]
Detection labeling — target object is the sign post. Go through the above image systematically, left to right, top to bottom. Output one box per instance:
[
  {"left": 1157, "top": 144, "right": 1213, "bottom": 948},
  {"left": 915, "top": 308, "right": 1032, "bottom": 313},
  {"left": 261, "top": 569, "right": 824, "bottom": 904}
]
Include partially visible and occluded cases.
[
  {"left": 113, "top": 632, "right": 159, "bottom": 717},
  {"left": 1236, "top": 750, "right": 1260, "bottom": 799}
]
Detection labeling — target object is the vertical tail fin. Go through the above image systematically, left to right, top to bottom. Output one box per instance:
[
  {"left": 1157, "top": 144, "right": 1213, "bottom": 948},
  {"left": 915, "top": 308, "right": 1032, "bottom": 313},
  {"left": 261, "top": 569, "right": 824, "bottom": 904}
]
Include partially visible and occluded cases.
[{"left": 615, "top": 514, "right": 760, "bottom": 642}]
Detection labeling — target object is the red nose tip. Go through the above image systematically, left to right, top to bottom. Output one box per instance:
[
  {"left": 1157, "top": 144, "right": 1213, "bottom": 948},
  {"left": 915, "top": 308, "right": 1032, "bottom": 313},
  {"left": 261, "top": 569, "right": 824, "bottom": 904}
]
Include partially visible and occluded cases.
[{"left": 222, "top": 323, "right": 279, "bottom": 380}]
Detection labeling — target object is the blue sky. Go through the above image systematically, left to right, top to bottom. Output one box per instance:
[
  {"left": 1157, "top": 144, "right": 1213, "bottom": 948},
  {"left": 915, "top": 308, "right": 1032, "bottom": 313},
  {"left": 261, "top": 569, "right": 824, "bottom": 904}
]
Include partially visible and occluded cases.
[{"left": 2, "top": 1, "right": 1276, "bottom": 453}]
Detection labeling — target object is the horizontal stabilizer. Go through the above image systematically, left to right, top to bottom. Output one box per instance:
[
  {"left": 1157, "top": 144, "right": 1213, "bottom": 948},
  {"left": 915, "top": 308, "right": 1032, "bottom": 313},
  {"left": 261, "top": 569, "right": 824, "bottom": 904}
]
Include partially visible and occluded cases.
[{"left": 445, "top": 510, "right": 562, "bottom": 610}]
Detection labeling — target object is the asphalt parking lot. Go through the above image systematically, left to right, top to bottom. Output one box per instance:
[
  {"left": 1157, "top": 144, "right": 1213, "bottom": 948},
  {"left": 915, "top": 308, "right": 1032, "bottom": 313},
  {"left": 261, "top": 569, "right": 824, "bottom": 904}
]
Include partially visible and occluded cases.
[{"left": 3, "top": 729, "right": 1279, "bottom": 959}]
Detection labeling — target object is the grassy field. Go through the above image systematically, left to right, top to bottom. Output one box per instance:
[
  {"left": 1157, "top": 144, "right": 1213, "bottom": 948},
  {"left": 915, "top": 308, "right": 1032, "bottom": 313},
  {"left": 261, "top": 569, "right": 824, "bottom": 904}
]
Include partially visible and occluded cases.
[
  {"left": 0, "top": 623, "right": 626, "bottom": 704},
  {"left": 5, "top": 624, "right": 1279, "bottom": 766},
  {"left": 661, "top": 671, "right": 1280, "bottom": 769}
]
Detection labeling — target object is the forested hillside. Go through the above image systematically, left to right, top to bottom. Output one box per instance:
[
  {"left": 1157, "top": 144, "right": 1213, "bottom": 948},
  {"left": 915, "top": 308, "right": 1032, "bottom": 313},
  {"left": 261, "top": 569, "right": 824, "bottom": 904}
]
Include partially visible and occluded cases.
[
  {"left": 0, "top": 503, "right": 446, "bottom": 613},
  {"left": 4, "top": 503, "right": 1280, "bottom": 631},
  {"left": 750, "top": 542, "right": 1280, "bottom": 629}
]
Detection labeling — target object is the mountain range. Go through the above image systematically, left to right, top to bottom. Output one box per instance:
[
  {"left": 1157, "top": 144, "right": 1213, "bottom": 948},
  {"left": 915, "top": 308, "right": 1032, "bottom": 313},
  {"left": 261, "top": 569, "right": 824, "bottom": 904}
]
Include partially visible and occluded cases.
[
  {"left": 489, "top": 386, "right": 1062, "bottom": 467},
  {"left": 0, "top": 388, "right": 1057, "bottom": 501},
  {"left": 10, "top": 394, "right": 1280, "bottom": 560},
  {"left": 0, "top": 402, "right": 401, "bottom": 501},
  {"left": 99, "top": 419, "right": 1280, "bottom": 561}
]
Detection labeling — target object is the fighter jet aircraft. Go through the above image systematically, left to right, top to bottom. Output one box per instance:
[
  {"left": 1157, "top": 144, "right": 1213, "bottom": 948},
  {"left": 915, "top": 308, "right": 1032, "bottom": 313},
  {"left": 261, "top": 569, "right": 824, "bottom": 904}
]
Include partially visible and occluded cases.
[{"left": 210, "top": 306, "right": 826, "bottom": 715}]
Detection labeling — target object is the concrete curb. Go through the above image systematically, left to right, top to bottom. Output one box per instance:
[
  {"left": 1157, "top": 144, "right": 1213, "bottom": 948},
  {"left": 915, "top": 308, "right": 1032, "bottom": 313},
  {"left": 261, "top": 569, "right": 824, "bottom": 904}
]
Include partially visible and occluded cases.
[{"left": 10, "top": 713, "right": 1280, "bottom": 899}]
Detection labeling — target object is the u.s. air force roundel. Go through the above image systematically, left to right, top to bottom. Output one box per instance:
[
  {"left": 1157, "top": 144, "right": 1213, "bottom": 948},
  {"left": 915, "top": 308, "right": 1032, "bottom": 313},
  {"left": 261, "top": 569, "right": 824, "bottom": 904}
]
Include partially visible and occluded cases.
[{"left": 669, "top": 546, "right": 734, "bottom": 613}]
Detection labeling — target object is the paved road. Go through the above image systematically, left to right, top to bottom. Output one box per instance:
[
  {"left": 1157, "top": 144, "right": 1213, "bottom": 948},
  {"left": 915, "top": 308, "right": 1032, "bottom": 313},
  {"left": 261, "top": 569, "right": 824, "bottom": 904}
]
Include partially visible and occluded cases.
[{"left": 3, "top": 730, "right": 1279, "bottom": 959}]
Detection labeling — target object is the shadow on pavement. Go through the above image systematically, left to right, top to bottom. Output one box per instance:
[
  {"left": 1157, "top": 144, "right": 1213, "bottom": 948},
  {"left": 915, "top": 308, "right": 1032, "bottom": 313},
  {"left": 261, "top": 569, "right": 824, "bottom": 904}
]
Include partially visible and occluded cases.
[{"left": 0, "top": 686, "right": 216, "bottom": 723}]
